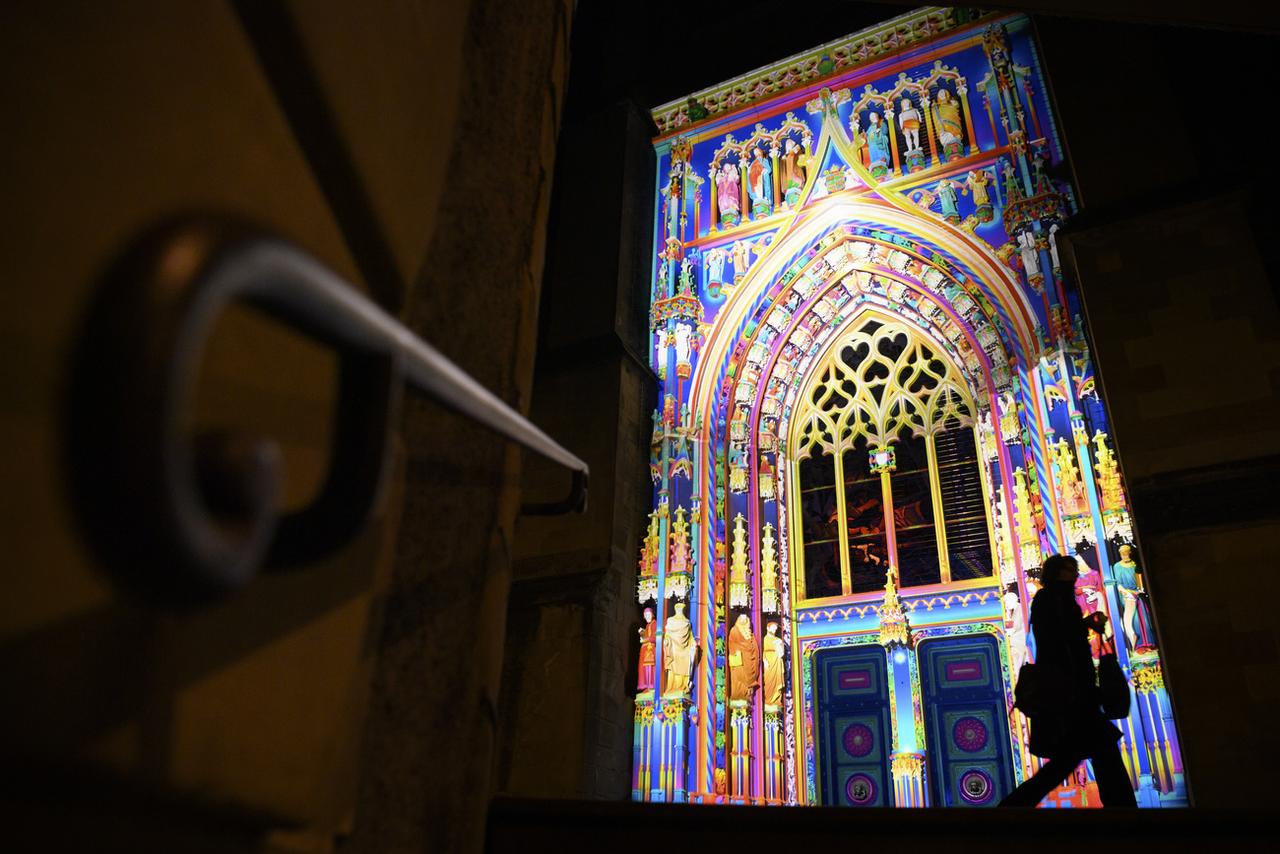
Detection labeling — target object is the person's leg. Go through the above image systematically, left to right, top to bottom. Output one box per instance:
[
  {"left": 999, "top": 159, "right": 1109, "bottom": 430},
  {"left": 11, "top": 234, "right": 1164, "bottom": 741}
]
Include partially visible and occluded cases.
[
  {"left": 1122, "top": 594, "right": 1138, "bottom": 648},
  {"left": 1089, "top": 741, "right": 1137, "bottom": 807},
  {"left": 997, "top": 754, "right": 1083, "bottom": 807}
]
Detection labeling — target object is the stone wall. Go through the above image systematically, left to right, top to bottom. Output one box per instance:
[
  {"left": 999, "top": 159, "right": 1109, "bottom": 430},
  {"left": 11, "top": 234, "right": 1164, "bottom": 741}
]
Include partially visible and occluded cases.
[
  {"left": 1, "top": 1, "right": 573, "bottom": 850},
  {"left": 1039, "top": 17, "right": 1280, "bottom": 808},
  {"left": 498, "top": 100, "right": 657, "bottom": 801},
  {"left": 1061, "top": 191, "right": 1280, "bottom": 807}
]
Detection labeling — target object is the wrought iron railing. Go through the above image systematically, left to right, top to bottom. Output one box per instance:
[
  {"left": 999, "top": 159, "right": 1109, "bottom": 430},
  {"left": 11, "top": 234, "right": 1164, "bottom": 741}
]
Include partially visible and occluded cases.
[{"left": 66, "top": 217, "right": 587, "bottom": 604}]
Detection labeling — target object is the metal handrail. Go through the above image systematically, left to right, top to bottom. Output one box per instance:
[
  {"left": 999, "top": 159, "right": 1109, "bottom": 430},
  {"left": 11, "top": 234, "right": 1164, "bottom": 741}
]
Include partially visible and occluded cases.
[{"left": 66, "top": 217, "right": 588, "bottom": 605}]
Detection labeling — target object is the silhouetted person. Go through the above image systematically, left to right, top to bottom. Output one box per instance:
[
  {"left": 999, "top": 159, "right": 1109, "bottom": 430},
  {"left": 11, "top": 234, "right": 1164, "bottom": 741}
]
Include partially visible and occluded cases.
[{"left": 1000, "top": 554, "right": 1136, "bottom": 807}]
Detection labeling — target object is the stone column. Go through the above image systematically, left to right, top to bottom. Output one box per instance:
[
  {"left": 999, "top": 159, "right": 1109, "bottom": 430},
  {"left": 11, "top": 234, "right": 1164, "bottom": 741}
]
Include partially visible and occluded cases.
[{"left": 346, "top": 2, "right": 575, "bottom": 851}]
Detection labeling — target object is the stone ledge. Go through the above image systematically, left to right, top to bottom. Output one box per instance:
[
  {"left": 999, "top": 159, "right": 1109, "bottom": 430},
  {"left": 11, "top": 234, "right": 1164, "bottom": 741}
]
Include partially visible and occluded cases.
[{"left": 488, "top": 796, "right": 1273, "bottom": 851}]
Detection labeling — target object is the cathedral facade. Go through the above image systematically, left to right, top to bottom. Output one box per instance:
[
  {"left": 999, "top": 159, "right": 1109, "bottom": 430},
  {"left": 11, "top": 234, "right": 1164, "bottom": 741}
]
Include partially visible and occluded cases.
[{"left": 633, "top": 7, "right": 1185, "bottom": 808}]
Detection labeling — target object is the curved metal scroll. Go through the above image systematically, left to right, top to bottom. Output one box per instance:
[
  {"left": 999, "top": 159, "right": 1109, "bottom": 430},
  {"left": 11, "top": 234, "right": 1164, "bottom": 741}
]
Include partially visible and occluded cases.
[{"left": 66, "top": 218, "right": 588, "bottom": 605}]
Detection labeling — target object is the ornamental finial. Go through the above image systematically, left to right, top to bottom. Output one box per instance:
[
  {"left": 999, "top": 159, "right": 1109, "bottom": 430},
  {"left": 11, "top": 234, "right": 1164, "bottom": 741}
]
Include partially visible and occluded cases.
[{"left": 878, "top": 565, "right": 911, "bottom": 648}]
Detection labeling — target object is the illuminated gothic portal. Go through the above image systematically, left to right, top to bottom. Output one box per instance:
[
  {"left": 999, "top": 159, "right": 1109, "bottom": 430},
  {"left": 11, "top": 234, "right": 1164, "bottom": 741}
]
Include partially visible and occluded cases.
[{"left": 632, "top": 7, "right": 1185, "bottom": 808}]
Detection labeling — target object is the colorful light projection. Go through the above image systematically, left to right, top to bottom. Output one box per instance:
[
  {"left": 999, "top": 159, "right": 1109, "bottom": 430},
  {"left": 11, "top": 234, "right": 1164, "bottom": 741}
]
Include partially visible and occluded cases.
[{"left": 633, "top": 7, "right": 1185, "bottom": 808}]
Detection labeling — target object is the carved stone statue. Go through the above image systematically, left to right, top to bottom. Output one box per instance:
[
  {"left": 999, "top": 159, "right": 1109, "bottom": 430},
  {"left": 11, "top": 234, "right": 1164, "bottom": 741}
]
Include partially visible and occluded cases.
[
  {"left": 933, "top": 88, "right": 964, "bottom": 155},
  {"left": 898, "top": 97, "right": 922, "bottom": 153},
  {"left": 864, "top": 111, "right": 890, "bottom": 175},
  {"left": 780, "top": 138, "right": 807, "bottom": 205},
  {"left": 746, "top": 146, "right": 773, "bottom": 217},
  {"left": 1032, "top": 149, "right": 1053, "bottom": 195},
  {"left": 1001, "top": 159, "right": 1022, "bottom": 202},
  {"left": 716, "top": 162, "right": 741, "bottom": 225},
  {"left": 965, "top": 168, "right": 993, "bottom": 222},
  {"left": 966, "top": 168, "right": 991, "bottom": 207},
  {"left": 665, "top": 174, "right": 681, "bottom": 239},
  {"left": 936, "top": 178, "right": 960, "bottom": 223},
  {"left": 1018, "top": 231, "right": 1040, "bottom": 277},
  {"left": 731, "top": 238, "right": 755, "bottom": 282},
  {"left": 705, "top": 247, "right": 728, "bottom": 285},
  {"left": 678, "top": 256, "right": 696, "bottom": 295},
  {"left": 673, "top": 322, "right": 694, "bottom": 366},
  {"left": 1112, "top": 543, "right": 1150, "bottom": 651},
  {"left": 1073, "top": 555, "right": 1103, "bottom": 620},
  {"left": 1002, "top": 583, "right": 1028, "bottom": 671},
  {"left": 663, "top": 602, "right": 696, "bottom": 697},
  {"left": 638, "top": 606, "right": 656, "bottom": 691},
  {"left": 727, "top": 613, "right": 760, "bottom": 702},
  {"left": 762, "top": 621, "right": 784, "bottom": 708}
]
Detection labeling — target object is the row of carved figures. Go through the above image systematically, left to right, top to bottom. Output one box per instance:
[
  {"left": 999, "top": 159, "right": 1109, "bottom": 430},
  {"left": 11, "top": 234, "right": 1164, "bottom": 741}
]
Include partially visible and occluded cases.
[
  {"left": 855, "top": 84, "right": 974, "bottom": 178},
  {"left": 704, "top": 88, "right": 965, "bottom": 231},
  {"left": 710, "top": 139, "right": 813, "bottom": 228},
  {"left": 642, "top": 542, "right": 1150, "bottom": 700},
  {"left": 638, "top": 605, "right": 786, "bottom": 707}
]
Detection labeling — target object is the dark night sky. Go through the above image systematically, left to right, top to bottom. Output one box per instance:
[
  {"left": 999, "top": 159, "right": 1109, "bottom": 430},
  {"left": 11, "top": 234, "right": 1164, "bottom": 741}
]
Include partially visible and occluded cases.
[
  {"left": 563, "top": 1, "right": 1278, "bottom": 191},
  {"left": 564, "top": 2, "right": 910, "bottom": 120}
]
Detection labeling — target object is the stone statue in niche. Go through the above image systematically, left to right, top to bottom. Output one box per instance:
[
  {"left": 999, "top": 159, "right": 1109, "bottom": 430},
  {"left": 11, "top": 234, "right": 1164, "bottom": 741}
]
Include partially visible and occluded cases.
[
  {"left": 933, "top": 87, "right": 964, "bottom": 159},
  {"left": 898, "top": 97, "right": 923, "bottom": 154},
  {"left": 863, "top": 111, "right": 891, "bottom": 178},
  {"left": 780, "top": 138, "right": 808, "bottom": 206},
  {"left": 747, "top": 146, "right": 773, "bottom": 218},
  {"left": 1032, "top": 148, "right": 1054, "bottom": 195},
  {"left": 1001, "top": 159, "right": 1022, "bottom": 202},
  {"left": 717, "top": 161, "right": 741, "bottom": 227},
  {"left": 965, "top": 168, "right": 993, "bottom": 222},
  {"left": 665, "top": 173, "right": 682, "bottom": 240},
  {"left": 936, "top": 178, "right": 961, "bottom": 223},
  {"left": 1017, "top": 231, "right": 1040, "bottom": 277},
  {"left": 731, "top": 238, "right": 755, "bottom": 283},
  {"left": 706, "top": 247, "right": 728, "bottom": 285},
  {"left": 678, "top": 255, "right": 696, "bottom": 295},
  {"left": 673, "top": 322, "right": 694, "bottom": 367},
  {"left": 654, "top": 329, "right": 668, "bottom": 375},
  {"left": 1112, "top": 543, "right": 1153, "bottom": 651},
  {"left": 1073, "top": 554, "right": 1104, "bottom": 623},
  {"left": 1002, "top": 582, "right": 1028, "bottom": 670},
  {"left": 663, "top": 602, "right": 697, "bottom": 697},
  {"left": 638, "top": 606, "right": 656, "bottom": 691},
  {"left": 727, "top": 613, "right": 760, "bottom": 702},
  {"left": 762, "top": 621, "right": 784, "bottom": 708}
]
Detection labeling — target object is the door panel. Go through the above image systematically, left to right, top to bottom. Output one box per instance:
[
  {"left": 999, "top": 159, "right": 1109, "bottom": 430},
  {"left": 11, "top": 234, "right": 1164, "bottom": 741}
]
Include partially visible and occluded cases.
[
  {"left": 919, "top": 634, "right": 1015, "bottom": 807},
  {"left": 814, "top": 645, "right": 893, "bottom": 806}
]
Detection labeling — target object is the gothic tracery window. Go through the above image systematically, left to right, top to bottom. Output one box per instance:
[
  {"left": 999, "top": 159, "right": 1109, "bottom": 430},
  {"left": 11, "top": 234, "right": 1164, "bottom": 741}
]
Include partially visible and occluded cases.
[{"left": 793, "top": 318, "right": 993, "bottom": 599}]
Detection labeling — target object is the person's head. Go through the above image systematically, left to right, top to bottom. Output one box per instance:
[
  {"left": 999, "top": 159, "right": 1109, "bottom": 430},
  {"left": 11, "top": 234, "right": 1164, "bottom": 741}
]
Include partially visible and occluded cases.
[
  {"left": 938, "top": 89, "right": 950, "bottom": 102},
  {"left": 901, "top": 97, "right": 911, "bottom": 109},
  {"left": 869, "top": 111, "right": 880, "bottom": 125},
  {"left": 785, "top": 138, "right": 796, "bottom": 152},
  {"left": 1119, "top": 543, "right": 1133, "bottom": 561},
  {"left": 1041, "top": 554, "right": 1078, "bottom": 586},
  {"left": 643, "top": 606, "right": 654, "bottom": 622},
  {"left": 735, "top": 613, "right": 751, "bottom": 635},
  {"left": 767, "top": 621, "right": 778, "bottom": 634}
]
